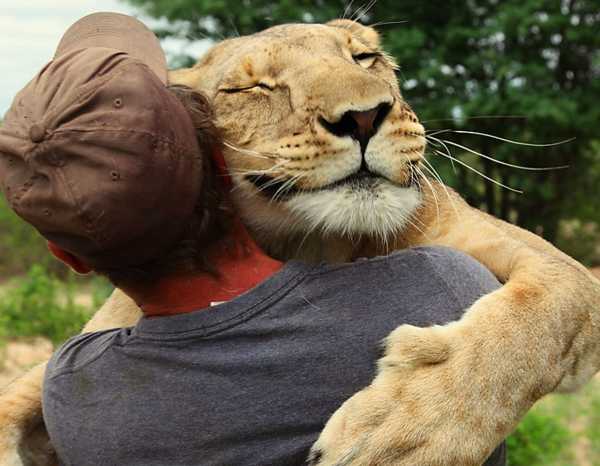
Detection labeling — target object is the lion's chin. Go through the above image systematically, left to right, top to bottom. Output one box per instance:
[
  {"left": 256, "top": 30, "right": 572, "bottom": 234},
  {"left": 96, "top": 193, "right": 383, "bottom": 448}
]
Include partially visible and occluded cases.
[{"left": 285, "top": 182, "right": 422, "bottom": 240}]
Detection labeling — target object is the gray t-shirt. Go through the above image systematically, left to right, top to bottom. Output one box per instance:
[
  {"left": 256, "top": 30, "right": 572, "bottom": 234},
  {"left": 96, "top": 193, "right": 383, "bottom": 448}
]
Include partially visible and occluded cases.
[{"left": 43, "top": 247, "right": 505, "bottom": 466}]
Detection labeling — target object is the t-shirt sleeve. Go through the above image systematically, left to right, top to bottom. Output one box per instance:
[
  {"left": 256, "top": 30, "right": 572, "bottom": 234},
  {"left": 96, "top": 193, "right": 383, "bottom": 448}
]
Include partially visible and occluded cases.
[
  {"left": 418, "top": 246, "right": 501, "bottom": 311},
  {"left": 43, "top": 329, "right": 124, "bottom": 463},
  {"left": 45, "top": 329, "right": 122, "bottom": 378}
]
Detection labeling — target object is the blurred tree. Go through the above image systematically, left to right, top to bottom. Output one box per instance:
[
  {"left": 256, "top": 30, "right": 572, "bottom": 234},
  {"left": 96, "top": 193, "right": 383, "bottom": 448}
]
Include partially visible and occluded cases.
[{"left": 125, "top": 0, "right": 600, "bottom": 247}]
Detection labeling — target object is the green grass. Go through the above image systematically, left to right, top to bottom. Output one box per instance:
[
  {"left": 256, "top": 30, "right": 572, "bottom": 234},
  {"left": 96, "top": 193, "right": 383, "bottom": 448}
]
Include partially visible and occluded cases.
[
  {"left": 0, "top": 265, "right": 112, "bottom": 345},
  {"left": 507, "top": 379, "right": 600, "bottom": 466},
  {"left": 587, "top": 386, "right": 600, "bottom": 460},
  {"left": 507, "top": 409, "right": 573, "bottom": 465}
]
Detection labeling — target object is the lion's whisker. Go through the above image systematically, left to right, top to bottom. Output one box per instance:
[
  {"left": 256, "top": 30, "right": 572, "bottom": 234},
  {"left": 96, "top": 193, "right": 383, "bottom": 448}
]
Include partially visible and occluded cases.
[
  {"left": 342, "top": 0, "right": 357, "bottom": 20},
  {"left": 351, "top": 0, "right": 378, "bottom": 24},
  {"left": 227, "top": 16, "right": 241, "bottom": 38},
  {"left": 369, "top": 20, "right": 408, "bottom": 28},
  {"left": 421, "top": 115, "right": 527, "bottom": 124},
  {"left": 427, "top": 129, "right": 575, "bottom": 149},
  {"left": 425, "top": 135, "right": 456, "bottom": 173},
  {"left": 427, "top": 135, "right": 569, "bottom": 172},
  {"left": 222, "top": 141, "right": 282, "bottom": 160},
  {"left": 223, "top": 141, "right": 322, "bottom": 164},
  {"left": 431, "top": 148, "right": 523, "bottom": 194},
  {"left": 419, "top": 157, "right": 443, "bottom": 186},
  {"left": 419, "top": 158, "right": 461, "bottom": 220},
  {"left": 227, "top": 161, "right": 289, "bottom": 177},
  {"left": 227, "top": 161, "right": 288, "bottom": 175},
  {"left": 227, "top": 163, "right": 291, "bottom": 191},
  {"left": 412, "top": 163, "right": 440, "bottom": 227},
  {"left": 231, "top": 171, "right": 292, "bottom": 197},
  {"left": 270, "top": 173, "right": 305, "bottom": 204},
  {"left": 258, "top": 175, "right": 294, "bottom": 193},
  {"left": 294, "top": 216, "right": 323, "bottom": 258},
  {"left": 406, "top": 217, "right": 429, "bottom": 240}
]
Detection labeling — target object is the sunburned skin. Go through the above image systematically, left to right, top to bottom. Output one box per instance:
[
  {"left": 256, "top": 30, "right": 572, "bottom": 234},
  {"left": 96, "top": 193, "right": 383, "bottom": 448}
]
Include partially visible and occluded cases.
[{"left": 1, "top": 18, "right": 600, "bottom": 466}]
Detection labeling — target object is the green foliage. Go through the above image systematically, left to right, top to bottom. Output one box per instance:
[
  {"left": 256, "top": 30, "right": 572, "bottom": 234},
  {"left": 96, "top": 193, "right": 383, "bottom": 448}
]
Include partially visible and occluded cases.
[
  {"left": 124, "top": 0, "right": 600, "bottom": 261},
  {"left": 556, "top": 219, "right": 600, "bottom": 267},
  {"left": 0, "top": 266, "right": 101, "bottom": 345},
  {"left": 585, "top": 384, "right": 600, "bottom": 460},
  {"left": 507, "top": 409, "right": 572, "bottom": 465}
]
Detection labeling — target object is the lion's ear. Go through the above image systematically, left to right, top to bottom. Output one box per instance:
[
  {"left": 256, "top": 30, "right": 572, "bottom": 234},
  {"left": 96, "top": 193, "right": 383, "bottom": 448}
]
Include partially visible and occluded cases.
[
  {"left": 327, "top": 19, "right": 381, "bottom": 48},
  {"left": 168, "top": 68, "right": 200, "bottom": 88}
]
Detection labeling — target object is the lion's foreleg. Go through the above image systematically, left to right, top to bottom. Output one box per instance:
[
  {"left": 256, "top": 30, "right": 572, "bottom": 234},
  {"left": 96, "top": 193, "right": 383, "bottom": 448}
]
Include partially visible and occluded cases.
[
  {"left": 422, "top": 185, "right": 600, "bottom": 393},
  {"left": 311, "top": 186, "right": 600, "bottom": 466},
  {"left": 0, "top": 363, "right": 51, "bottom": 466}
]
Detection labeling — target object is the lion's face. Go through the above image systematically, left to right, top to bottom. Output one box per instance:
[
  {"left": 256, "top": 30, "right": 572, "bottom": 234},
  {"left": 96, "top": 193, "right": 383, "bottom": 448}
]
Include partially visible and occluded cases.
[{"left": 171, "top": 20, "right": 426, "bottom": 255}]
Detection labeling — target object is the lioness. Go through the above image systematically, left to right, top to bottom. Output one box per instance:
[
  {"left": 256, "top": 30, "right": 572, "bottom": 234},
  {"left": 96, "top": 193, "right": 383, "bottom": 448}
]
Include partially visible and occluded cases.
[{"left": 1, "top": 19, "right": 599, "bottom": 466}]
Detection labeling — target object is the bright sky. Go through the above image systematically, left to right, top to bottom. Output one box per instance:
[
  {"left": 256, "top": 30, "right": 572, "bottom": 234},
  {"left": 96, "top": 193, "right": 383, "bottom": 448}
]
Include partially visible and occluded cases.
[{"left": 0, "top": 0, "right": 212, "bottom": 116}]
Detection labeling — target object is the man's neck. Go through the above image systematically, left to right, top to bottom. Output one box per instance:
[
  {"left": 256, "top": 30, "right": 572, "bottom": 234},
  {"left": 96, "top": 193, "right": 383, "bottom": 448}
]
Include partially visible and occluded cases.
[{"left": 128, "top": 222, "right": 283, "bottom": 317}]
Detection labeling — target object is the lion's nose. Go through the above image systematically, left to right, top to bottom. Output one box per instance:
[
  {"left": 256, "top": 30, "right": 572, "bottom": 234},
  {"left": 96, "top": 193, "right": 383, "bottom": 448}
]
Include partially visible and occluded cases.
[{"left": 319, "top": 103, "right": 392, "bottom": 154}]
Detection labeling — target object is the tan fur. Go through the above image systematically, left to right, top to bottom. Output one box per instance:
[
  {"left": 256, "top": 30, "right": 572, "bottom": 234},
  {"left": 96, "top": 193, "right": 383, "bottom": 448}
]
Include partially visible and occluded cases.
[{"left": 2, "top": 20, "right": 600, "bottom": 466}]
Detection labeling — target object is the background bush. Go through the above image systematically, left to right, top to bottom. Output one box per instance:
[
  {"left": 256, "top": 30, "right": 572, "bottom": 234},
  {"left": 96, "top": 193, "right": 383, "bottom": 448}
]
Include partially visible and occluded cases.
[
  {"left": 0, "top": 197, "right": 59, "bottom": 277},
  {"left": 0, "top": 265, "right": 111, "bottom": 345},
  {"left": 507, "top": 410, "right": 572, "bottom": 465}
]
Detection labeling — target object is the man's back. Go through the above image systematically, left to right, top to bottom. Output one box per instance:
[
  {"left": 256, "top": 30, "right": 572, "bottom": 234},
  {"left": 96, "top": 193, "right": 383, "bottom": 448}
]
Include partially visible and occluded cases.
[{"left": 43, "top": 247, "right": 505, "bottom": 466}]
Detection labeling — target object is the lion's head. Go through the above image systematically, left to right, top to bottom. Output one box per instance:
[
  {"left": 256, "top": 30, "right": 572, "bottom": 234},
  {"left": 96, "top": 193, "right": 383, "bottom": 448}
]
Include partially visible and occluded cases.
[{"left": 171, "top": 20, "right": 428, "bottom": 261}]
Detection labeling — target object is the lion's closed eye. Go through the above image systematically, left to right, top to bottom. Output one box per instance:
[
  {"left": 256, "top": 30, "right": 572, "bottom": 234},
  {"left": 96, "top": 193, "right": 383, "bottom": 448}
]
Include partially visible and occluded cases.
[
  {"left": 352, "top": 52, "right": 380, "bottom": 68},
  {"left": 219, "top": 82, "right": 274, "bottom": 93}
]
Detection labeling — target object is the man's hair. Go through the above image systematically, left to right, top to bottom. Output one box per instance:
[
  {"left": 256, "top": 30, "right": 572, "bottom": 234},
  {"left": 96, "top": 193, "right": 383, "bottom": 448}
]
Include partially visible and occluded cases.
[{"left": 95, "top": 85, "right": 233, "bottom": 286}]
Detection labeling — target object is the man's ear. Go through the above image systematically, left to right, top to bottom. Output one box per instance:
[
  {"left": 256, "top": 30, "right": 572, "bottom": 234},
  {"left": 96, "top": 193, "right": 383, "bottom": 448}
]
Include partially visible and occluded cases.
[
  {"left": 327, "top": 19, "right": 381, "bottom": 48},
  {"left": 47, "top": 242, "right": 92, "bottom": 274}
]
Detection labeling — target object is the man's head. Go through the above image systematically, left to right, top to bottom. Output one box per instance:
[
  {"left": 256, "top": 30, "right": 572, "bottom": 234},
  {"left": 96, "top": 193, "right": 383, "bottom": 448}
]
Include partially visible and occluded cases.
[{"left": 0, "top": 13, "right": 226, "bottom": 286}]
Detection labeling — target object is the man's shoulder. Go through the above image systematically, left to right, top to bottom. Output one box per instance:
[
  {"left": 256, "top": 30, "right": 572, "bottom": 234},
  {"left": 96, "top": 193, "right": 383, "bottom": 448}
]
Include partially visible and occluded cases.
[
  {"left": 307, "top": 246, "right": 499, "bottom": 307},
  {"left": 346, "top": 246, "right": 493, "bottom": 278},
  {"left": 352, "top": 246, "right": 500, "bottom": 307},
  {"left": 410, "top": 246, "right": 495, "bottom": 277},
  {"left": 411, "top": 246, "right": 501, "bottom": 307},
  {"left": 46, "top": 328, "right": 127, "bottom": 380}
]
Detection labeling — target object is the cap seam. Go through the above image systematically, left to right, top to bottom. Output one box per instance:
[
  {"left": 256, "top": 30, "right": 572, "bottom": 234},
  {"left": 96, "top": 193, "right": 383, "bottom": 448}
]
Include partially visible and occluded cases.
[
  {"left": 40, "top": 52, "right": 127, "bottom": 131},
  {"left": 43, "top": 56, "right": 147, "bottom": 132},
  {"left": 54, "top": 163, "right": 103, "bottom": 247},
  {"left": 8, "top": 173, "right": 40, "bottom": 211}
]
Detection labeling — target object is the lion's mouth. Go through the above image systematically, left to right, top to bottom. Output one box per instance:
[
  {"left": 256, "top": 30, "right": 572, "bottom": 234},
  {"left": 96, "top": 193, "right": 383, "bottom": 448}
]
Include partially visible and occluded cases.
[{"left": 246, "top": 169, "right": 397, "bottom": 200}]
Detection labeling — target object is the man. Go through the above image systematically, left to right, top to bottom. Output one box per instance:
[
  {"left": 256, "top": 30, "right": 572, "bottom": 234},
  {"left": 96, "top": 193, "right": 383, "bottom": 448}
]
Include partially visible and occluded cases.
[{"left": 0, "top": 13, "right": 506, "bottom": 466}]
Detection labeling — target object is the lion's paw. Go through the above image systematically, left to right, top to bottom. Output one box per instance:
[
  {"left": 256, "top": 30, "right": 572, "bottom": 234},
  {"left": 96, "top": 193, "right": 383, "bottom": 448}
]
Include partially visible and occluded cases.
[{"left": 309, "top": 323, "right": 504, "bottom": 466}]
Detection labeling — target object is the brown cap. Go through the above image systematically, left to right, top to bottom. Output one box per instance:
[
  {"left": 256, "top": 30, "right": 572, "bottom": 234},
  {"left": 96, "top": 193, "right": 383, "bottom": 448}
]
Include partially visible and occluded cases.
[
  {"left": 55, "top": 12, "right": 167, "bottom": 85},
  {"left": 0, "top": 13, "right": 203, "bottom": 270}
]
